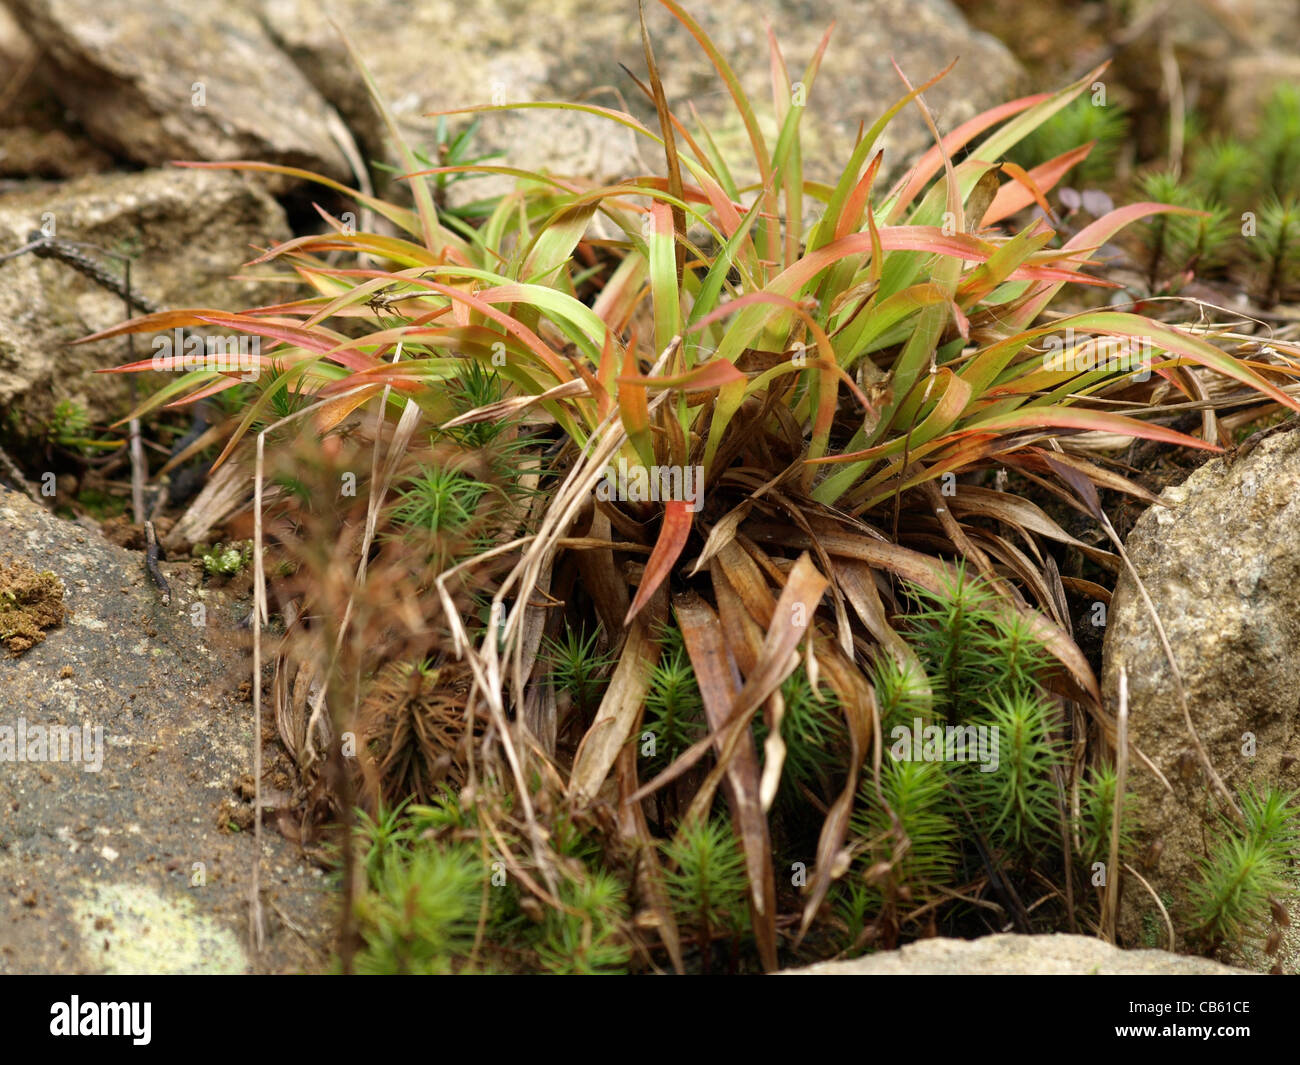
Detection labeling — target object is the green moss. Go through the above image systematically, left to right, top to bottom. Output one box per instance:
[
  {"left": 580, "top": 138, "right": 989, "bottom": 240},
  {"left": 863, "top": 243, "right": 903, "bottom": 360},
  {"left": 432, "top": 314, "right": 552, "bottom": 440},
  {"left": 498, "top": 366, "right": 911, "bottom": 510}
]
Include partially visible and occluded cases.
[
  {"left": 75, "top": 488, "right": 129, "bottom": 520},
  {"left": 195, "top": 541, "right": 251, "bottom": 577},
  {"left": 1189, "top": 786, "right": 1299, "bottom": 952}
]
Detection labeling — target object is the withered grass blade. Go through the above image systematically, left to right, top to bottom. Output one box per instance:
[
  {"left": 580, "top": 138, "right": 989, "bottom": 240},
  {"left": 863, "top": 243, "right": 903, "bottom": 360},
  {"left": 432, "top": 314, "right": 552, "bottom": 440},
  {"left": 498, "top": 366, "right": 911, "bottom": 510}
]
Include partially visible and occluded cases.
[{"left": 675, "top": 591, "right": 778, "bottom": 971}]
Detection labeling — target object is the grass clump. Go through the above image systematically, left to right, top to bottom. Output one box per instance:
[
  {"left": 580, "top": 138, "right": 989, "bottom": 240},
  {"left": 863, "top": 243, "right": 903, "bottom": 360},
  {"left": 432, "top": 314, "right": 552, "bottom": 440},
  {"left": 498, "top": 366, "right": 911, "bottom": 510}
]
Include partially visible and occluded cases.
[{"left": 97, "top": 0, "right": 1300, "bottom": 973}]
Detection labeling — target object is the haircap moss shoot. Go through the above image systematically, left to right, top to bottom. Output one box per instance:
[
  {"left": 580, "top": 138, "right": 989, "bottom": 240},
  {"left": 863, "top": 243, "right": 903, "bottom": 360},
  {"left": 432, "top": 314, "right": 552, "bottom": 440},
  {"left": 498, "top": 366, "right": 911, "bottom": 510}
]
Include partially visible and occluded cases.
[{"left": 890, "top": 718, "right": 1000, "bottom": 773}]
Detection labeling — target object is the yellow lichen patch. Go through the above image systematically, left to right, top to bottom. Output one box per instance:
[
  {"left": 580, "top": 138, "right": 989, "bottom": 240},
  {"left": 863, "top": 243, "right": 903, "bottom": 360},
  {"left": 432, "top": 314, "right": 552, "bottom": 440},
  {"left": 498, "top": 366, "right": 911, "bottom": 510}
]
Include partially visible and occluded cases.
[
  {"left": 0, "top": 559, "right": 67, "bottom": 654},
  {"left": 74, "top": 880, "right": 247, "bottom": 975}
]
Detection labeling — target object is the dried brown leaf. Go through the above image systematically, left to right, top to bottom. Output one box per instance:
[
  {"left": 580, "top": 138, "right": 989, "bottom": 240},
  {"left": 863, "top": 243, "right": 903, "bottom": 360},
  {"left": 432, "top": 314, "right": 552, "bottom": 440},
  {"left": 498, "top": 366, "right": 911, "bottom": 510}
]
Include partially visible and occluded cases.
[
  {"left": 569, "top": 591, "right": 666, "bottom": 801},
  {"left": 674, "top": 591, "right": 779, "bottom": 972}
]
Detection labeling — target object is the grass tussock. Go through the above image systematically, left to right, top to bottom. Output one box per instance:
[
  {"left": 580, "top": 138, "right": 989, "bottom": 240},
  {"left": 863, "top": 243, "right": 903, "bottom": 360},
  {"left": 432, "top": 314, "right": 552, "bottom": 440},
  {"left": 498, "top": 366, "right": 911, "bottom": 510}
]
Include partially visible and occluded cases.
[{"left": 93, "top": 1, "right": 1300, "bottom": 971}]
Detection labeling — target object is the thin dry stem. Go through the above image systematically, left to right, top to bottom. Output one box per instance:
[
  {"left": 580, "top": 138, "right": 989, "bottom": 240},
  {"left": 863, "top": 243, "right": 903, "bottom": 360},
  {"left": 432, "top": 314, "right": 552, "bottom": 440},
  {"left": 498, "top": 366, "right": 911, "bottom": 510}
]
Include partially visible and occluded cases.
[
  {"left": 249, "top": 432, "right": 266, "bottom": 954},
  {"left": 1102, "top": 664, "right": 1128, "bottom": 943},
  {"left": 1124, "top": 860, "right": 1175, "bottom": 952}
]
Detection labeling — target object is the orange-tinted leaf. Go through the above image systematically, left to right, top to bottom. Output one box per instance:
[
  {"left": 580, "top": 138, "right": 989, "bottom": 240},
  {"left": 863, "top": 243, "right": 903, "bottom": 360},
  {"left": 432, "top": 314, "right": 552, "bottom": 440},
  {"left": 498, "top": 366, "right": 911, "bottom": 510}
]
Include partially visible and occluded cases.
[
  {"left": 884, "top": 91, "right": 1053, "bottom": 221},
  {"left": 983, "top": 147, "right": 1091, "bottom": 225},
  {"left": 618, "top": 340, "right": 655, "bottom": 469},
  {"left": 960, "top": 406, "right": 1222, "bottom": 450},
  {"left": 625, "top": 499, "right": 694, "bottom": 627}
]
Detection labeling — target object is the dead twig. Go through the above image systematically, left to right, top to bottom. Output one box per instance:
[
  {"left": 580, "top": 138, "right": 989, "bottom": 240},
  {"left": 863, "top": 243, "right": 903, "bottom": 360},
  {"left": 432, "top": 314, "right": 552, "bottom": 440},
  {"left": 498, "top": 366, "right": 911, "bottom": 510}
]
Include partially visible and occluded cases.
[{"left": 1101, "top": 665, "right": 1129, "bottom": 942}]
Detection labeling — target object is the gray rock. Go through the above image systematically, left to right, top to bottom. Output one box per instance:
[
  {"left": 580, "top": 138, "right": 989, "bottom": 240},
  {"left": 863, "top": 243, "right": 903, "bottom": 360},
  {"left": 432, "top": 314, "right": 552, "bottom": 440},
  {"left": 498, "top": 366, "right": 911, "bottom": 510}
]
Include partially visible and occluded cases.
[
  {"left": 3, "top": 0, "right": 353, "bottom": 186},
  {"left": 258, "top": 0, "right": 1024, "bottom": 203},
  {"left": 1150, "top": 0, "right": 1299, "bottom": 57},
  {"left": 1104, "top": 2, "right": 1300, "bottom": 142},
  {"left": 0, "top": 6, "right": 115, "bottom": 181},
  {"left": 0, "top": 127, "right": 117, "bottom": 182},
  {"left": 0, "top": 166, "right": 289, "bottom": 432},
  {"left": 1101, "top": 427, "right": 1300, "bottom": 966},
  {"left": 0, "top": 487, "right": 331, "bottom": 973},
  {"left": 784, "top": 933, "right": 1249, "bottom": 975}
]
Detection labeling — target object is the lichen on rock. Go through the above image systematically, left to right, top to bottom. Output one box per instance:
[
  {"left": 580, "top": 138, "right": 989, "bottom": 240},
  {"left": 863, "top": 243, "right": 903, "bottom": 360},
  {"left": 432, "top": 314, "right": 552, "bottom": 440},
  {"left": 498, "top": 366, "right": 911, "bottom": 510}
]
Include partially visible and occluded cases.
[{"left": 1103, "top": 427, "right": 1300, "bottom": 965}]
